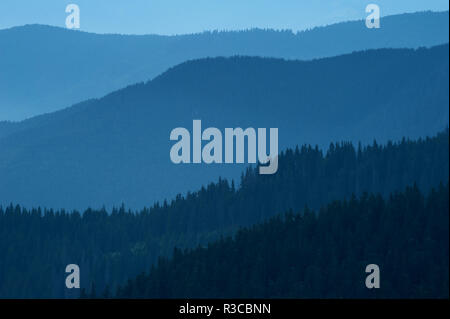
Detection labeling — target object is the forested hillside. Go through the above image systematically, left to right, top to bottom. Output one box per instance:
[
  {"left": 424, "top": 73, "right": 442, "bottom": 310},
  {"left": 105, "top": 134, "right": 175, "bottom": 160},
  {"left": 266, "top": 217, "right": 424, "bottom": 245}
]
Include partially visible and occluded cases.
[
  {"left": 0, "top": 11, "right": 448, "bottom": 120},
  {"left": 0, "top": 45, "right": 448, "bottom": 210},
  {"left": 0, "top": 131, "right": 447, "bottom": 298},
  {"left": 116, "top": 183, "right": 449, "bottom": 299}
]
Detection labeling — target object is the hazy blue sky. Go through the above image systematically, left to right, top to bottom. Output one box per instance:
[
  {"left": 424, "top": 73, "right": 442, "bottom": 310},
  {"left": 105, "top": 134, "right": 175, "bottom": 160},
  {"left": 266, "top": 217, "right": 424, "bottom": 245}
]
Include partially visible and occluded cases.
[{"left": 0, "top": 0, "right": 448, "bottom": 35}]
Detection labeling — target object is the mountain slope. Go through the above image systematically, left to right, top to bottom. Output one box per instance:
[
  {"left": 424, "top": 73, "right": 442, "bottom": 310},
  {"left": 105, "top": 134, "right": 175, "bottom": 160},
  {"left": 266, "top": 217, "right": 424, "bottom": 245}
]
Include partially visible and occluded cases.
[
  {"left": 0, "top": 11, "right": 448, "bottom": 120},
  {"left": 0, "top": 45, "right": 448, "bottom": 210},
  {"left": 1, "top": 131, "right": 448, "bottom": 298},
  {"left": 117, "top": 183, "right": 449, "bottom": 299}
]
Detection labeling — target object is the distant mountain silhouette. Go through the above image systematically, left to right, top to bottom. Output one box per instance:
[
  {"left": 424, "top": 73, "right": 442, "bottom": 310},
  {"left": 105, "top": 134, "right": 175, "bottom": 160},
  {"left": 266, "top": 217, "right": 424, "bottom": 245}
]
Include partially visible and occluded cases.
[
  {"left": 0, "top": 11, "right": 448, "bottom": 120},
  {"left": 0, "top": 44, "right": 447, "bottom": 210}
]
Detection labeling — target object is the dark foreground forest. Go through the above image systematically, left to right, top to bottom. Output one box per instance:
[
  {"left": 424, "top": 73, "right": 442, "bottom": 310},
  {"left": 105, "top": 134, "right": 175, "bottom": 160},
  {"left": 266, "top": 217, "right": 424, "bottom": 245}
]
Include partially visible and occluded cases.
[
  {"left": 0, "top": 130, "right": 448, "bottom": 298},
  {"left": 115, "top": 183, "right": 449, "bottom": 298}
]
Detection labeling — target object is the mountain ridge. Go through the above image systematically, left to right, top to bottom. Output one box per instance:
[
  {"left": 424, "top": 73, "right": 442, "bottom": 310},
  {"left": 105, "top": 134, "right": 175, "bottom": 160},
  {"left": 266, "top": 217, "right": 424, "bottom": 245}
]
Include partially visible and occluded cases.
[
  {"left": 0, "top": 10, "right": 448, "bottom": 120},
  {"left": 3, "top": 10, "right": 446, "bottom": 38},
  {"left": 2, "top": 44, "right": 448, "bottom": 130},
  {"left": 0, "top": 45, "right": 447, "bottom": 210}
]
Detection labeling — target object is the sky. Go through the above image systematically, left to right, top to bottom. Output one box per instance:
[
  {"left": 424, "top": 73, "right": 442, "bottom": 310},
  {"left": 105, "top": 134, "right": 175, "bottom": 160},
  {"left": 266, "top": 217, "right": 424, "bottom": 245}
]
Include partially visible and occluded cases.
[{"left": 0, "top": 0, "right": 448, "bottom": 35}]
